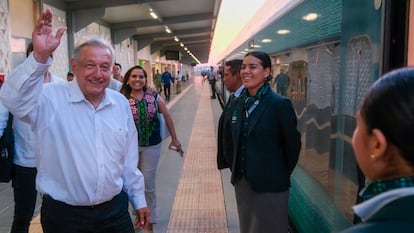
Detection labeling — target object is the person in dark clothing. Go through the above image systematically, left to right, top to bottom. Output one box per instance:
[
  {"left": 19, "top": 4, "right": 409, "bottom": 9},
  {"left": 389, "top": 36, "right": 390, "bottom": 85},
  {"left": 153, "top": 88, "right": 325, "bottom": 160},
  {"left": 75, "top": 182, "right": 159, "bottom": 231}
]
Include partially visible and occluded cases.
[
  {"left": 221, "top": 51, "right": 301, "bottom": 233},
  {"left": 217, "top": 59, "right": 244, "bottom": 170},
  {"left": 208, "top": 66, "right": 217, "bottom": 99},
  {"left": 161, "top": 68, "right": 173, "bottom": 101},
  {"left": 274, "top": 69, "right": 289, "bottom": 96}
]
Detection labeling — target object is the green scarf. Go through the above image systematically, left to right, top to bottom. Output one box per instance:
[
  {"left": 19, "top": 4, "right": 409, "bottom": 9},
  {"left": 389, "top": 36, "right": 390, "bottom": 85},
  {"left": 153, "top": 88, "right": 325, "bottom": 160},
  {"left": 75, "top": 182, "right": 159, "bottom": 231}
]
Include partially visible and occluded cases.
[
  {"left": 242, "top": 82, "right": 270, "bottom": 114},
  {"left": 361, "top": 176, "right": 414, "bottom": 201}
]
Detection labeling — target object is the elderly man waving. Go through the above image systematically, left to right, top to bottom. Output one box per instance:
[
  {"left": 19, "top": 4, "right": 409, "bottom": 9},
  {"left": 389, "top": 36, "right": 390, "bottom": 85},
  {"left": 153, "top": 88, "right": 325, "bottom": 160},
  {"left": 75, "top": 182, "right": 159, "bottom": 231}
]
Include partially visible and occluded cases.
[{"left": 0, "top": 9, "right": 150, "bottom": 233}]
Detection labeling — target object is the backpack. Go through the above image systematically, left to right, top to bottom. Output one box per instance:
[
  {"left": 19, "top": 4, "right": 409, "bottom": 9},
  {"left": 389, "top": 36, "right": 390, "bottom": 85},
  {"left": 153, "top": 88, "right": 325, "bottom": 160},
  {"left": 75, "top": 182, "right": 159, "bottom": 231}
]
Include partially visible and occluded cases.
[{"left": 0, "top": 113, "right": 14, "bottom": 182}]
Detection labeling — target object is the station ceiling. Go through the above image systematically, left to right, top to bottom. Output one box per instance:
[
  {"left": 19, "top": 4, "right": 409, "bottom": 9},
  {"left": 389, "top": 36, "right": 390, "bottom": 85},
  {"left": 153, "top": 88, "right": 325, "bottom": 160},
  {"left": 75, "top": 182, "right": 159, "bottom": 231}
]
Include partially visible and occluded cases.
[{"left": 56, "top": 0, "right": 222, "bottom": 65}]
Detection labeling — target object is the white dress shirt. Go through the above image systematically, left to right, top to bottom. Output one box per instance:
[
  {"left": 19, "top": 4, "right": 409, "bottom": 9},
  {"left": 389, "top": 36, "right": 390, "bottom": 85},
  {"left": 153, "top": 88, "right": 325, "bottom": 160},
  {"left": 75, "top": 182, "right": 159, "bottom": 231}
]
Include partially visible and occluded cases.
[
  {"left": 0, "top": 54, "right": 146, "bottom": 210},
  {"left": 108, "top": 78, "right": 122, "bottom": 91},
  {"left": 233, "top": 85, "right": 245, "bottom": 98}
]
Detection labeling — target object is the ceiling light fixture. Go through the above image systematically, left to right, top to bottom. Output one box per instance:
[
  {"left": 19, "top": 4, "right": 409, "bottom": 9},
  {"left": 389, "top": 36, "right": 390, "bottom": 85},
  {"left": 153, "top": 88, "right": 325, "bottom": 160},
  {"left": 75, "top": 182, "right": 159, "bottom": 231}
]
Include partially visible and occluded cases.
[
  {"left": 145, "top": 4, "right": 162, "bottom": 22},
  {"left": 149, "top": 9, "right": 158, "bottom": 19},
  {"left": 302, "top": 13, "right": 318, "bottom": 21},
  {"left": 164, "top": 26, "right": 171, "bottom": 34},
  {"left": 277, "top": 29, "right": 290, "bottom": 35},
  {"left": 174, "top": 36, "right": 179, "bottom": 42},
  {"left": 261, "top": 38, "right": 272, "bottom": 43},
  {"left": 190, "top": 53, "right": 201, "bottom": 64}
]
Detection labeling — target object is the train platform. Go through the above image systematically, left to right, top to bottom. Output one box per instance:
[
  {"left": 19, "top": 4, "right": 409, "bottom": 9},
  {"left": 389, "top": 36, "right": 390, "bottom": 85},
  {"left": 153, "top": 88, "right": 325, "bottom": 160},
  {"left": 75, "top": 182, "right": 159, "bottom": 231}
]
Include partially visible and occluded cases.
[{"left": 0, "top": 76, "right": 240, "bottom": 233}]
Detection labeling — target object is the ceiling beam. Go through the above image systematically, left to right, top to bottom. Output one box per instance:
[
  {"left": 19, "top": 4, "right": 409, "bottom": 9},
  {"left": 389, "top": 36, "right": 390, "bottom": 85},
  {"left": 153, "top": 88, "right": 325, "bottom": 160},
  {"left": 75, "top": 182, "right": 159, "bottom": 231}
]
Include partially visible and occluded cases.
[
  {"left": 66, "top": 0, "right": 167, "bottom": 10},
  {"left": 70, "top": 8, "right": 106, "bottom": 32},
  {"left": 111, "top": 13, "right": 215, "bottom": 30},
  {"left": 133, "top": 27, "right": 211, "bottom": 40},
  {"left": 152, "top": 35, "right": 210, "bottom": 46},
  {"left": 152, "top": 41, "right": 210, "bottom": 54},
  {"left": 159, "top": 42, "right": 210, "bottom": 63}
]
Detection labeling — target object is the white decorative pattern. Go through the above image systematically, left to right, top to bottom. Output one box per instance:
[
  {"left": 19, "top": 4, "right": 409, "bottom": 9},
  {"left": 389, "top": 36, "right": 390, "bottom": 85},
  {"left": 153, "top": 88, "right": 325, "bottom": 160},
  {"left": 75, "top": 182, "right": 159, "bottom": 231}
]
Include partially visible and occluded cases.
[
  {"left": 0, "top": 1, "right": 11, "bottom": 76},
  {"left": 344, "top": 36, "right": 371, "bottom": 116},
  {"left": 308, "top": 45, "right": 340, "bottom": 110}
]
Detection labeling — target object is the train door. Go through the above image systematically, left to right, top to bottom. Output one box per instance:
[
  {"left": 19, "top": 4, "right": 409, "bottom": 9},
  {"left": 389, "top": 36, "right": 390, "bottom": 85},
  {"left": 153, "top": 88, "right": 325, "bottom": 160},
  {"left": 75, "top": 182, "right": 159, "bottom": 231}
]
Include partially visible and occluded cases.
[{"left": 382, "top": 0, "right": 410, "bottom": 72}]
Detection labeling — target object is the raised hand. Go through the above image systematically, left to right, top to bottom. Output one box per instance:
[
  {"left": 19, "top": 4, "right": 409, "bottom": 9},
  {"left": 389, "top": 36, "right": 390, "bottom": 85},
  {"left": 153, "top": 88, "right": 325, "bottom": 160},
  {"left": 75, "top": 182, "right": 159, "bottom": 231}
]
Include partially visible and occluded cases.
[{"left": 32, "top": 8, "right": 67, "bottom": 63}]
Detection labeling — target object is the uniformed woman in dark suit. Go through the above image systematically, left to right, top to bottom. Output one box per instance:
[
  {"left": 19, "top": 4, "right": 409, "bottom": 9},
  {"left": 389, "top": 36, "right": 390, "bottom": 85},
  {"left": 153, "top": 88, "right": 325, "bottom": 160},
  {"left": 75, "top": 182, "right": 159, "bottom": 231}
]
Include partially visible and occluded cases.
[{"left": 222, "top": 51, "right": 301, "bottom": 233}]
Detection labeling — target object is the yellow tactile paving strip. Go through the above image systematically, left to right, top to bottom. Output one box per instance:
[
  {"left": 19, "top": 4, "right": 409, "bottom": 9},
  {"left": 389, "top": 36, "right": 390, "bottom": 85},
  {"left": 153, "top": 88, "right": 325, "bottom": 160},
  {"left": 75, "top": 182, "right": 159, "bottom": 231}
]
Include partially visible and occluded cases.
[{"left": 166, "top": 83, "right": 228, "bottom": 233}]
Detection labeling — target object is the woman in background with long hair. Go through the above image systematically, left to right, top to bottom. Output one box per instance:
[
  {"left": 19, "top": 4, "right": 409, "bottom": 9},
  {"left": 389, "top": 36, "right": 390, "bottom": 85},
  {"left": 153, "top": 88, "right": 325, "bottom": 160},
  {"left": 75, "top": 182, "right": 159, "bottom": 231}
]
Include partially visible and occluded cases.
[{"left": 120, "top": 65, "right": 182, "bottom": 233}]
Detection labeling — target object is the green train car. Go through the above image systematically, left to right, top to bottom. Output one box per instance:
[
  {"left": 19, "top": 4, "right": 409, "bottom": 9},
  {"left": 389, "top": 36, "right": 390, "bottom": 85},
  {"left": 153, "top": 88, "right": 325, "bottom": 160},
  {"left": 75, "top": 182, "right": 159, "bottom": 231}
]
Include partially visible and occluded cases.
[{"left": 219, "top": 0, "right": 412, "bottom": 232}]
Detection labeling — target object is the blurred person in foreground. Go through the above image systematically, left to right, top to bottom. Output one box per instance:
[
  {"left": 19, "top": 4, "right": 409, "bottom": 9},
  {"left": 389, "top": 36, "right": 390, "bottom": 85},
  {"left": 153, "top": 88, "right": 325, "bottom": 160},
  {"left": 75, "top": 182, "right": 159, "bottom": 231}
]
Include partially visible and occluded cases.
[
  {"left": 0, "top": 9, "right": 149, "bottom": 233},
  {"left": 222, "top": 51, "right": 301, "bottom": 233},
  {"left": 120, "top": 65, "right": 182, "bottom": 233},
  {"left": 340, "top": 67, "right": 414, "bottom": 233}
]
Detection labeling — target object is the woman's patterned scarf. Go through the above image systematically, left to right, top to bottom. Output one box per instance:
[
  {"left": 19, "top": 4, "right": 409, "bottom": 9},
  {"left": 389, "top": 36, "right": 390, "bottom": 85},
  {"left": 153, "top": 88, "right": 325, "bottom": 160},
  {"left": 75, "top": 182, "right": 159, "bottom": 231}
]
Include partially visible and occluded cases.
[
  {"left": 242, "top": 82, "right": 270, "bottom": 115},
  {"left": 361, "top": 177, "right": 414, "bottom": 201}
]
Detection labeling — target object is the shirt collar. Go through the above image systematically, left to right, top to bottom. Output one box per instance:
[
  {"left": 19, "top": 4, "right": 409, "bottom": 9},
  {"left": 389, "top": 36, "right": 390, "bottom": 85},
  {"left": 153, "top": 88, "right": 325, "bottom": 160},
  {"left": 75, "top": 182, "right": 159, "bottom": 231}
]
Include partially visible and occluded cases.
[
  {"left": 68, "top": 79, "right": 113, "bottom": 109},
  {"left": 234, "top": 85, "right": 245, "bottom": 97},
  {"left": 353, "top": 187, "right": 414, "bottom": 221}
]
